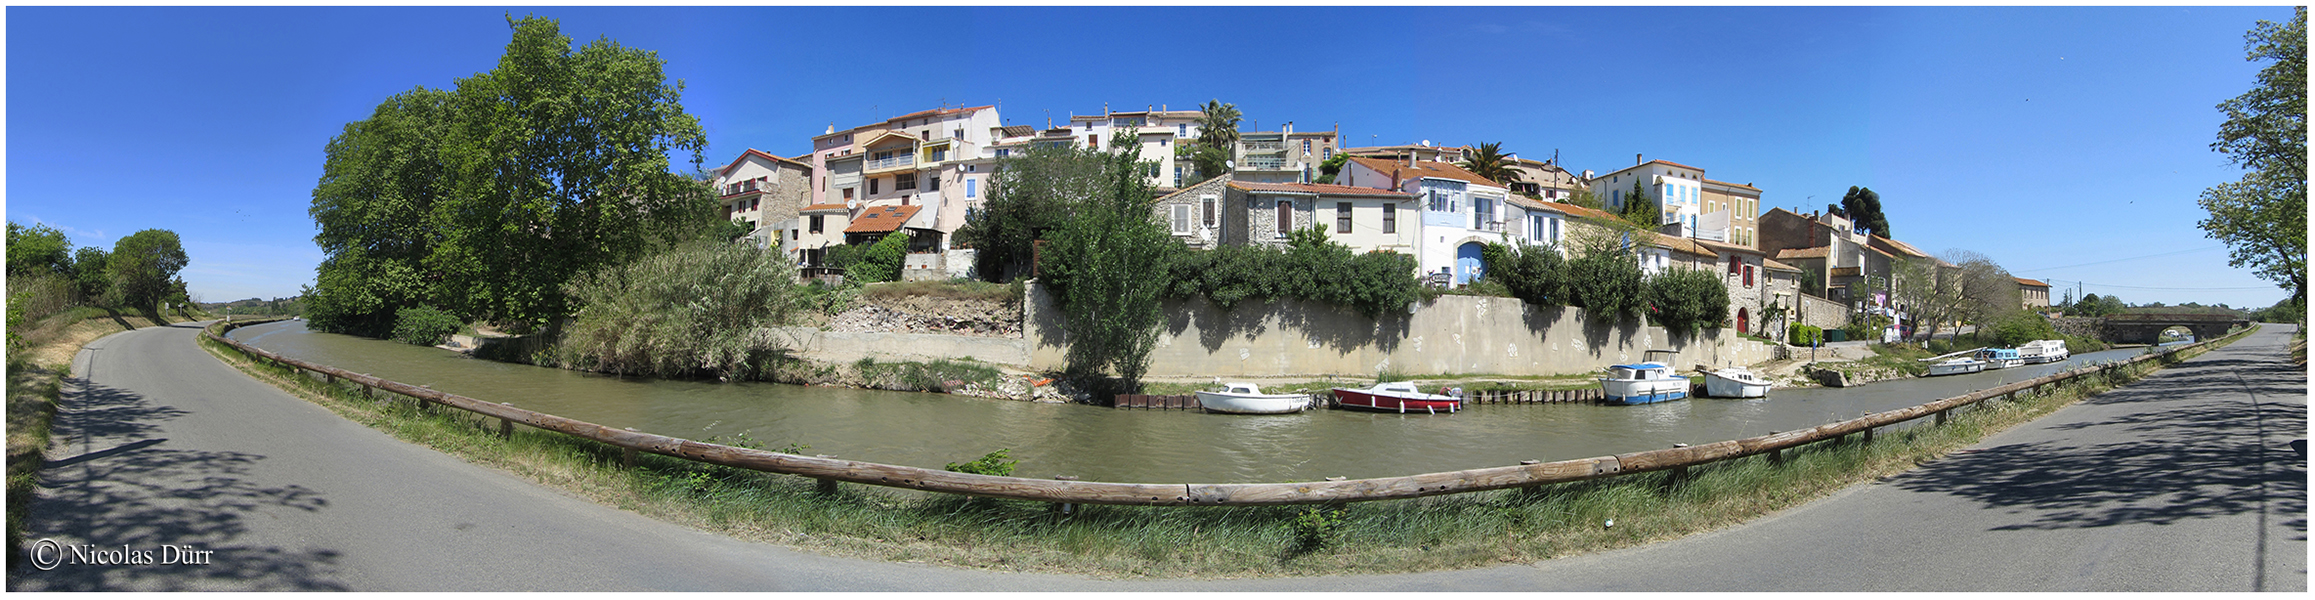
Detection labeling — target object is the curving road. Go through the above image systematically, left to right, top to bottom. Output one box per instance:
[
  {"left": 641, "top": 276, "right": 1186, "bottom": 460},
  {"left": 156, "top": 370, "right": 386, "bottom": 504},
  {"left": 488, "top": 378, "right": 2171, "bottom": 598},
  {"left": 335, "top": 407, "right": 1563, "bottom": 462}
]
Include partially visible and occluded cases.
[{"left": 9, "top": 321, "right": 2303, "bottom": 591}]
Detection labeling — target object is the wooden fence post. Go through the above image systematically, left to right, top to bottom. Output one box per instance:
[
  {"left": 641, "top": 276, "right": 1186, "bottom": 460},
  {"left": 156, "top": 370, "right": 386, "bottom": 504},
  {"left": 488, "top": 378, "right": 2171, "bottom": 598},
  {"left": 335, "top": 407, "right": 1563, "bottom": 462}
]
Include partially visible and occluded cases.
[
  {"left": 1935, "top": 409, "right": 1949, "bottom": 426},
  {"left": 1052, "top": 475, "right": 1080, "bottom": 515}
]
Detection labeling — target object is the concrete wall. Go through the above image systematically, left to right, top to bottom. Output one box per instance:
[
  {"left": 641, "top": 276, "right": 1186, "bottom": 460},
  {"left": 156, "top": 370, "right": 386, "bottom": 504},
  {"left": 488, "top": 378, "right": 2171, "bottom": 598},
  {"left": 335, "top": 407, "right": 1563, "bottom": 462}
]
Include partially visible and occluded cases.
[
  {"left": 1025, "top": 283, "right": 1774, "bottom": 377},
  {"left": 773, "top": 327, "right": 1028, "bottom": 366}
]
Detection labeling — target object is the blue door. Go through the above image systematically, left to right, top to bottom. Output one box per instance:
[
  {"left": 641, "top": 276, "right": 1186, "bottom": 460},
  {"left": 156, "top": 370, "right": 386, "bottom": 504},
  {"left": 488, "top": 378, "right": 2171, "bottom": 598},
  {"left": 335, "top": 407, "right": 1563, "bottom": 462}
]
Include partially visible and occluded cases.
[{"left": 1456, "top": 242, "right": 1485, "bottom": 286}]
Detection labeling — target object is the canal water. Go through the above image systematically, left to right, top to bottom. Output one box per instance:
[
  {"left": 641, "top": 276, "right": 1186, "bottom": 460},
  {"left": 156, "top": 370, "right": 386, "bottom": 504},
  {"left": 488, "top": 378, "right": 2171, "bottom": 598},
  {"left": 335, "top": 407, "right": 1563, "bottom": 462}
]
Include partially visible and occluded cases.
[{"left": 231, "top": 321, "right": 2143, "bottom": 484}]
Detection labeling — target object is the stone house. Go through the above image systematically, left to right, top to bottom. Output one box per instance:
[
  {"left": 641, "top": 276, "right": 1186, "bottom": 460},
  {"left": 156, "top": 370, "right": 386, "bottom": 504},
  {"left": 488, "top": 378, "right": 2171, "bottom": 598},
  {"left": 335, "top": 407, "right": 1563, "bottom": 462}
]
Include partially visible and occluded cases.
[
  {"left": 710, "top": 148, "right": 813, "bottom": 250},
  {"left": 1148, "top": 177, "right": 1416, "bottom": 254}
]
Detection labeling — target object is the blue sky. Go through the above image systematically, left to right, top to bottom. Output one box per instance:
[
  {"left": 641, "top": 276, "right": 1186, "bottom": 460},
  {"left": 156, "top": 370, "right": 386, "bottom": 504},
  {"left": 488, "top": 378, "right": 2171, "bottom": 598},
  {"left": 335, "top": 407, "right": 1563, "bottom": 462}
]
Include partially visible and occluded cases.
[{"left": 6, "top": 5, "right": 2298, "bottom": 309}]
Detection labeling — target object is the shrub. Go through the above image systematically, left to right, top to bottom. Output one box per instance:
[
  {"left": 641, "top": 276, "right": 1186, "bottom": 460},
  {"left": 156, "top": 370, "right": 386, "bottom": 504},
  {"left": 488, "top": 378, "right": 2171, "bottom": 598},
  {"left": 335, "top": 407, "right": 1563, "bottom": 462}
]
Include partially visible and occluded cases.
[
  {"left": 1164, "top": 228, "right": 1419, "bottom": 318},
  {"left": 847, "top": 231, "right": 910, "bottom": 283},
  {"left": 557, "top": 240, "right": 806, "bottom": 380},
  {"left": 1480, "top": 241, "right": 1568, "bottom": 307},
  {"left": 1566, "top": 250, "right": 1646, "bottom": 321},
  {"left": 1647, "top": 268, "right": 1729, "bottom": 334},
  {"left": 390, "top": 306, "right": 462, "bottom": 346},
  {"left": 1987, "top": 310, "right": 2058, "bottom": 347},
  {"left": 1843, "top": 314, "right": 1892, "bottom": 344},
  {"left": 1789, "top": 323, "right": 1824, "bottom": 346},
  {"left": 944, "top": 449, "right": 1017, "bottom": 477},
  {"left": 1288, "top": 506, "right": 1348, "bottom": 553}
]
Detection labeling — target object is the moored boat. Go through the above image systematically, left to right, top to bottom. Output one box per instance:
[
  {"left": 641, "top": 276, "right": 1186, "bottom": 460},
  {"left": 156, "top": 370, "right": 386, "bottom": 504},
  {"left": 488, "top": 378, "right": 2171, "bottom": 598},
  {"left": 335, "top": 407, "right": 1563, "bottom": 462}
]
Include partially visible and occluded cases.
[
  {"left": 2017, "top": 339, "right": 2069, "bottom": 364},
  {"left": 1974, "top": 347, "right": 2023, "bottom": 369},
  {"left": 1926, "top": 357, "right": 1988, "bottom": 376},
  {"left": 1599, "top": 362, "right": 1689, "bottom": 405},
  {"left": 1701, "top": 366, "right": 1773, "bottom": 398},
  {"left": 1330, "top": 382, "right": 1461, "bottom": 414},
  {"left": 1196, "top": 383, "right": 1316, "bottom": 414}
]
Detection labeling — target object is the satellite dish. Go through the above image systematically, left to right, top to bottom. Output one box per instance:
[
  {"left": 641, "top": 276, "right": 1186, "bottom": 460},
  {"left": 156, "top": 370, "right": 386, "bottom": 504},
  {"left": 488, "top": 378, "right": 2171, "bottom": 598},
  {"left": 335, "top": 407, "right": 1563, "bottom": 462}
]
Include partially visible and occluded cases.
[{"left": 846, "top": 199, "right": 858, "bottom": 211}]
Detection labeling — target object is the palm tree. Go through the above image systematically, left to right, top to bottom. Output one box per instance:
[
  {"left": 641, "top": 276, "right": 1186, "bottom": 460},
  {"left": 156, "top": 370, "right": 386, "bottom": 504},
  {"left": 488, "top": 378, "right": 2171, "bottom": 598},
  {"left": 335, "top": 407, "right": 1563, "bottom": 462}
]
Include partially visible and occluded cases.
[
  {"left": 1187, "top": 99, "right": 1242, "bottom": 182},
  {"left": 1195, "top": 99, "right": 1242, "bottom": 150},
  {"left": 1458, "top": 141, "right": 1525, "bottom": 186}
]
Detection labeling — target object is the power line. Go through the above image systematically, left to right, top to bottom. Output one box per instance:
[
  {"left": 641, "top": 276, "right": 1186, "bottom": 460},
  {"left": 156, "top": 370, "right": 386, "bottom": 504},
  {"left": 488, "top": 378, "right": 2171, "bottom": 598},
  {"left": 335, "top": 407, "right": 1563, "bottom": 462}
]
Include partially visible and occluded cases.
[
  {"left": 2014, "top": 246, "right": 2223, "bottom": 273},
  {"left": 2039, "top": 278, "right": 2275, "bottom": 291}
]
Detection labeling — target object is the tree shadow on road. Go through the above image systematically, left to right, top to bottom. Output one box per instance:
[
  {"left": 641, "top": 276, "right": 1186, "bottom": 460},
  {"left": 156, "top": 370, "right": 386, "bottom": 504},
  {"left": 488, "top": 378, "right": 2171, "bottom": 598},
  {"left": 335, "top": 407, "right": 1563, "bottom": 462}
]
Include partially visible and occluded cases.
[
  {"left": 1887, "top": 341, "right": 2306, "bottom": 536},
  {"left": 8, "top": 380, "right": 347, "bottom": 591}
]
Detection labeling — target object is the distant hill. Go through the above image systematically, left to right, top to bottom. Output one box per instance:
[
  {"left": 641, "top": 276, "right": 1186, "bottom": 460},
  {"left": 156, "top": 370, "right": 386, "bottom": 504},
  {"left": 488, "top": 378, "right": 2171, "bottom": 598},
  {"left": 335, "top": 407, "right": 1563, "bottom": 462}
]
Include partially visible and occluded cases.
[{"left": 200, "top": 296, "right": 306, "bottom": 316}]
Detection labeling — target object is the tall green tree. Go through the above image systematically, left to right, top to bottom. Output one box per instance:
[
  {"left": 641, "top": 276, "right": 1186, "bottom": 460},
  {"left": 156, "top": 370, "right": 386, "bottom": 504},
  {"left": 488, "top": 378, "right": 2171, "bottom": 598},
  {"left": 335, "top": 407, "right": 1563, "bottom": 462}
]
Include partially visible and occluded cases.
[
  {"left": 2199, "top": 7, "right": 2306, "bottom": 304},
  {"left": 307, "top": 16, "right": 714, "bottom": 337},
  {"left": 1040, "top": 132, "right": 1178, "bottom": 391},
  {"left": 1457, "top": 142, "right": 1524, "bottom": 187},
  {"left": 1314, "top": 151, "right": 1350, "bottom": 184},
  {"left": 1619, "top": 180, "right": 1657, "bottom": 226},
  {"left": 1840, "top": 186, "right": 1890, "bottom": 238},
  {"left": 6, "top": 222, "right": 74, "bottom": 276},
  {"left": 107, "top": 229, "right": 189, "bottom": 311},
  {"left": 71, "top": 247, "right": 109, "bottom": 300}
]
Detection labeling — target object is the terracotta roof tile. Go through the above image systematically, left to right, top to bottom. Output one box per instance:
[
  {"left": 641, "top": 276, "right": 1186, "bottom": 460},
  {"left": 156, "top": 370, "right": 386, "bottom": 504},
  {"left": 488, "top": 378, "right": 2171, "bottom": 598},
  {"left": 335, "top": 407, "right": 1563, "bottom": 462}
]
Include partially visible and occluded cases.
[
  {"left": 717, "top": 148, "right": 812, "bottom": 177},
  {"left": 1345, "top": 157, "right": 1499, "bottom": 187},
  {"left": 1227, "top": 181, "right": 1414, "bottom": 197},
  {"left": 801, "top": 203, "right": 849, "bottom": 212},
  {"left": 842, "top": 205, "right": 922, "bottom": 234},
  {"left": 1776, "top": 246, "right": 1830, "bottom": 260},
  {"left": 1762, "top": 258, "right": 1802, "bottom": 272},
  {"left": 2013, "top": 277, "right": 2049, "bottom": 288}
]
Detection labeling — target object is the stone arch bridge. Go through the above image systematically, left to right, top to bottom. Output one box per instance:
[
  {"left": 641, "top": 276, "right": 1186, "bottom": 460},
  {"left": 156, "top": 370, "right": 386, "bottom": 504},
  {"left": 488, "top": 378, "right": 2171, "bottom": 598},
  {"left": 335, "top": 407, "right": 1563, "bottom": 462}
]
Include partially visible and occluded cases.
[{"left": 2098, "top": 313, "right": 2250, "bottom": 344}]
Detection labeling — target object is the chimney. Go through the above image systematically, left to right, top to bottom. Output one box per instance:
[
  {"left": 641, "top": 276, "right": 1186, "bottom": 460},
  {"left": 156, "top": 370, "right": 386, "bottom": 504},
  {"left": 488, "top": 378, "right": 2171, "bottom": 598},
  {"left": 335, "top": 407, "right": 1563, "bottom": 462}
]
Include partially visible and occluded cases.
[{"left": 1636, "top": 153, "right": 1644, "bottom": 166}]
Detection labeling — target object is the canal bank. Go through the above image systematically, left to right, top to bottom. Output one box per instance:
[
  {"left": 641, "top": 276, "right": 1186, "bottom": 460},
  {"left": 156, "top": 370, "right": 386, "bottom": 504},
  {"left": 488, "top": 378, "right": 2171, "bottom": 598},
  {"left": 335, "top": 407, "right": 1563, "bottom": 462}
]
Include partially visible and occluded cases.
[{"left": 201, "top": 319, "right": 2265, "bottom": 578}]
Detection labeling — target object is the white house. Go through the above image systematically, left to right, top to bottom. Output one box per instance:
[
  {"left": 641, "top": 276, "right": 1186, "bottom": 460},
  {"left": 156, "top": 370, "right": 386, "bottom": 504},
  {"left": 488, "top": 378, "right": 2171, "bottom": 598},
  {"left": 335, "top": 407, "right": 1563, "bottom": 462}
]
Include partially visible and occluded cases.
[{"left": 1338, "top": 156, "right": 1510, "bottom": 286}]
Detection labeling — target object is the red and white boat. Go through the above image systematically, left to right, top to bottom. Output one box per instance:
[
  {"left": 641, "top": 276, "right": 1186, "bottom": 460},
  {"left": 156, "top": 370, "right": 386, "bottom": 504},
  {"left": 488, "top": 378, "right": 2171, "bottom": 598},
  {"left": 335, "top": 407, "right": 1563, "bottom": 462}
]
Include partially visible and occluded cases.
[{"left": 1330, "top": 382, "right": 1462, "bottom": 414}]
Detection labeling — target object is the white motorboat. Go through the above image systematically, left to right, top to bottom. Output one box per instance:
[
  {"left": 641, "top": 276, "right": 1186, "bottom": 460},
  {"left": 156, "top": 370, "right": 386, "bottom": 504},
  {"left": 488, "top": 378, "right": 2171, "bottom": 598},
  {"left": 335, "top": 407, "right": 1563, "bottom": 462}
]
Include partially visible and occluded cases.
[
  {"left": 2017, "top": 339, "right": 2069, "bottom": 364},
  {"left": 1974, "top": 347, "right": 2023, "bottom": 369},
  {"left": 1926, "top": 357, "right": 1988, "bottom": 376},
  {"left": 1600, "top": 362, "right": 1689, "bottom": 405},
  {"left": 1701, "top": 366, "right": 1773, "bottom": 398},
  {"left": 1196, "top": 383, "right": 1316, "bottom": 414}
]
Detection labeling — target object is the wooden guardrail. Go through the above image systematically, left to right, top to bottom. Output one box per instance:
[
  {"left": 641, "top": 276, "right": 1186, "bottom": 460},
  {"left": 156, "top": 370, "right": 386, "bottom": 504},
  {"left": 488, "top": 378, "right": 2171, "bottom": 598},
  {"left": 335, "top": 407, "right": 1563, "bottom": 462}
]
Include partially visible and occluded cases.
[{"left": 205, "top": 319, "right": 2256, "bottom": 507}]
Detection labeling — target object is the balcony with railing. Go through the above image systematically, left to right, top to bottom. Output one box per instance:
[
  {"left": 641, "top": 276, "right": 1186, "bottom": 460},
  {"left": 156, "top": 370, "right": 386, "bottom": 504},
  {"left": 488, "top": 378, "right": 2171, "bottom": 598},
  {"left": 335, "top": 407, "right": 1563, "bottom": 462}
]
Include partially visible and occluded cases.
[
  {"left": 1242, "top": 141, "right": 1287, "bottom": 153},
  {"left": 864, "top": 154, "right": 916, "bottom": 173},
  {"left": 1241, "top": 157, "right": 1289, "bottom": 171},
  {"left": 721, "top": 180, "right": 766, "bottom": 198}
]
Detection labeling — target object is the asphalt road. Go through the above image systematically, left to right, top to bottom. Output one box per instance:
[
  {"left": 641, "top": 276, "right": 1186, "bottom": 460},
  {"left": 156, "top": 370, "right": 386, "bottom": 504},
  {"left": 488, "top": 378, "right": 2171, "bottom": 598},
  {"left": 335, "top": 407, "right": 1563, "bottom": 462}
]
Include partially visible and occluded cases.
[{"left": 9, "top": 321, "right": 2304, "bottom": 591}]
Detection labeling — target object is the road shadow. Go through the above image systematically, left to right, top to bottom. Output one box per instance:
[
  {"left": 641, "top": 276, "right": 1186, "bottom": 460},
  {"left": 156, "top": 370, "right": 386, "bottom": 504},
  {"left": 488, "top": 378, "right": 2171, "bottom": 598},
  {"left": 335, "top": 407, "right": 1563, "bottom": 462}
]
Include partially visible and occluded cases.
[
  {"left": 1888, "top": 338, "right": 2307, "bottom": 535},
  {"left": 9, "top": 380, "right": 347, "bottom": 591}
]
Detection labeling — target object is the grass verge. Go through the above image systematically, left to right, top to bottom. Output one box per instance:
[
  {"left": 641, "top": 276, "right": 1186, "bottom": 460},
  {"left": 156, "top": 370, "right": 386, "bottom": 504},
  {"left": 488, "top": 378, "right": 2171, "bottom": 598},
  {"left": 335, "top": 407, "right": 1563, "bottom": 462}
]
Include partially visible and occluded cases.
[{"left": 194, "top": 323, "right": 2252, "bottom": 579}]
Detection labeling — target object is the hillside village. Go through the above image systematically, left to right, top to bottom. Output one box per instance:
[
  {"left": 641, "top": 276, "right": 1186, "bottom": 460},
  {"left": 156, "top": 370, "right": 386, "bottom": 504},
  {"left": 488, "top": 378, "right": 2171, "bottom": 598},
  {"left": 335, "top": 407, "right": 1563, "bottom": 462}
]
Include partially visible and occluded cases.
[{"left": 711, "top": 102, "right": 2059, "bottom": 345}]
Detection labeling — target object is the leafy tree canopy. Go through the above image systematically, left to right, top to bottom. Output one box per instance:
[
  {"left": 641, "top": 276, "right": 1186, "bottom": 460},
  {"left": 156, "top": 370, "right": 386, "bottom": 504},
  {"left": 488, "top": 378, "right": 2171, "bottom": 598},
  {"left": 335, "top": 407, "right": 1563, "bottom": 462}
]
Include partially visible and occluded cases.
[
  {"left": 2199, "top": 7, "right": 2306, "bottom": 304},
  {"left": 306, "top": 16, "right": 714, "bottom": 336},
  {"left": 1840, "top": 186, "right": 1890, "bottom": 238},
  {"left": 6, "top": 222, "right": 74, "bottom": 276},
  {"left": 109, "top": 229, "right": 189, "bottom": 310}
]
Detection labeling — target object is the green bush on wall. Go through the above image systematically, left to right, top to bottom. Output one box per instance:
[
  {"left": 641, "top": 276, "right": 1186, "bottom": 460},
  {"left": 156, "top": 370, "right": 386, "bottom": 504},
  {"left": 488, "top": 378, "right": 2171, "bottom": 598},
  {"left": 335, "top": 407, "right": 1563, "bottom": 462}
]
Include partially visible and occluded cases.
[{"left": 1788, "top": 323, "right": 1823, "bottom": 346}]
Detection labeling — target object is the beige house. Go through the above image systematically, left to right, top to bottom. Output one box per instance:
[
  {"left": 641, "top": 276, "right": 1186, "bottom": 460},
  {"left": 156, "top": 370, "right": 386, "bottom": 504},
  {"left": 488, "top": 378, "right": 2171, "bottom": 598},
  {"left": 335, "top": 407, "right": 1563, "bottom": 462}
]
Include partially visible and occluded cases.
[
  {"left": 1148, "top": 177, "right": 1417, "bottom": 254},
  {"left": 1701, "top": 179, "right": 1762, "bottom": 248},
  {"left": 2015, "top": 277, "right": 2052, "bottom": 309}
]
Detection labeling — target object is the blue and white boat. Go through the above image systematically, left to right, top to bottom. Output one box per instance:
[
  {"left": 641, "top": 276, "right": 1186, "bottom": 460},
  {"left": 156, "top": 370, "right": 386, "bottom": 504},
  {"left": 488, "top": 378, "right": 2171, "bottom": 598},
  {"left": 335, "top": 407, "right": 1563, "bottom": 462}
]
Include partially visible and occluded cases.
[
  {"left": 1974, "top": 347, "right": 2023, "bottom": 369},
  {"left": 1600, "top": 351, "right": 1689, "bottom": 405}
]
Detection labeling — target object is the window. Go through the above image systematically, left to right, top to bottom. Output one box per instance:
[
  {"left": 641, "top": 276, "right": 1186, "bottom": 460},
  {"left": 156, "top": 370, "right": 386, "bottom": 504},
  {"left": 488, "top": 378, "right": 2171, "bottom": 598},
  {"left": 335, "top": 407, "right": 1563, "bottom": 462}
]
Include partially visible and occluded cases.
[
  {"left": 1178, "top": 124, "right": 1187, "bottom": 137},
  {"left": 953, "top": 128, "right": 964, "bottom": 140},
  {"left": 1088, "top": 135, "right": 1098, "bottom": 148},
  {"left": 1303, "top": 140, "right": 1312, "bottom": 153},
  {"left": 927, "top": 148, "right": 946, "bottom": 162},
  {"left": 996, "top": 148, "right": 1011, "bottom": 158},
  {"left": 1323, "top": 148, "right": 1333, "bottom": 160},
  {"left": 966, "top": 164, "right": 976, "bottom": 173},
  {"left": 1175, "top": 166, "right": 1186, "bottom": 184},
  {"left": 926, "top": 174, "right": 940, "bottom": 192},
  {"left": 869, "top": 178, "right": 880, "bottom": 194},
  {"left": 965, "top": 179, "right": 977, "bottom": 198},
  {"left": 842, "top": 187, "right": 855, "bottom": 200},
  {"left": 1201, "top": 196, "right": 1216, "bottom": 227},
  {"left": 1276, "top": 199, "right": 1293, "bottom": 236},
  {"left": 1337, "top": 202, "right": 1353, "bottom": 233},
  {"left": 1382, "top": 203, "right": 1397, "bottom": 233},
  {"left": 1171, "top": 204, "right": 1191, "bottom": 234},
  {"left": 809, "top": 215, "right": 824, "bottom": 233},
  {"left": 1550, "top": 216, "right": 1560, "bottom": 242},
  {"left": 1729, "top": 255, "right": 1741, "bottom": 275},
  {"left": 1744, "top": 265, "right": 1755, "bottom": 288}
]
